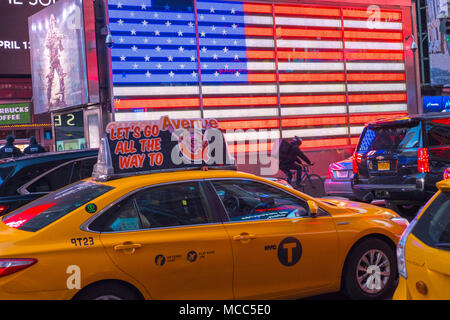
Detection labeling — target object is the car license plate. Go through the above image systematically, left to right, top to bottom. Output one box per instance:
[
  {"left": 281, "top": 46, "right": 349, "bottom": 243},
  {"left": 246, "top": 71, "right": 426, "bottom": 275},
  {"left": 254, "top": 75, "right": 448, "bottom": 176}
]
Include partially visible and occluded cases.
[
  {"left": 378, "top": 161, "right": 390, "bottom": 171},
  {"left": 336, "top": 171, "right": 349, "bottom": 178}
]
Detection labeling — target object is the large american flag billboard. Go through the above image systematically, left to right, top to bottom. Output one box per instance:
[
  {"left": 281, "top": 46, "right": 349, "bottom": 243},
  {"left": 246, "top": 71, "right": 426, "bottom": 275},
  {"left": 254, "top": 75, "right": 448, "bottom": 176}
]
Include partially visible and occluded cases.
[{"left": 108, "top": 0, "right": 409, "bottom": 152}]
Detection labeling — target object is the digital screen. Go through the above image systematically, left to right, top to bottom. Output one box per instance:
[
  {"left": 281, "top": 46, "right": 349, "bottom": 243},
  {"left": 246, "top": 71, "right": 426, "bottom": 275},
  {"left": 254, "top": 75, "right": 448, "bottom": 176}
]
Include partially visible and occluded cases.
[
  {"left": 0, "top": 0, "right": 59, "bottom": 75},
  {"left": 423, "top": 95, "right": 450, "bottom": 112},
  {"left": 0, "top": 102, "right": 31, "bottom": 125},
  {"left": 54, "top": 110, "right": 86, "bottom": 151}
]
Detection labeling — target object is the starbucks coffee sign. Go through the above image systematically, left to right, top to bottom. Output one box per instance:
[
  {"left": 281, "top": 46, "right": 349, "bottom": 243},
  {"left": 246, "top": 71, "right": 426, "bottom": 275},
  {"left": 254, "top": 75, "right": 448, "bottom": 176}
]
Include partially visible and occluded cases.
[{"left": 0, "top": 103, "right": 31, "bottom": 125}]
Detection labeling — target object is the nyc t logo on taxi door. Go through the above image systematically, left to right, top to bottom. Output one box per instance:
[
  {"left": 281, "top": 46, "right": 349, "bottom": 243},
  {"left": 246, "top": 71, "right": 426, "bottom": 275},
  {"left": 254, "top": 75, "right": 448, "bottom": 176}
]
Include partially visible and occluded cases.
[{"left": 278, "top": 237, "right": 302, "bottom": 267}]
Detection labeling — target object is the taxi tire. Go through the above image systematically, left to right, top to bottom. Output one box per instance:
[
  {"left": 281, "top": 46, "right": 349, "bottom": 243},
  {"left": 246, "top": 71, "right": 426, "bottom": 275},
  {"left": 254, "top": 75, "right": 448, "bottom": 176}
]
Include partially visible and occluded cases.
[
  {"left": 342, "top": 238, "right": 397, "bottom": 300},
  {"left": 74, "top": 281, "right": 143, "bottom": 300}
]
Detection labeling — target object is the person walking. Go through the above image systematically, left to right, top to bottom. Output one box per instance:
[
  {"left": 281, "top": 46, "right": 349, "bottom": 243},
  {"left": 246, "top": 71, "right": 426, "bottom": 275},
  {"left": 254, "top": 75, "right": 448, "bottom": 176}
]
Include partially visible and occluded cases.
[
  {"left": 0, "top": 135, "right": 24, "bottom": 159},
  {"left": 23, "top": 136, "right": 47, "bottom": 155}
]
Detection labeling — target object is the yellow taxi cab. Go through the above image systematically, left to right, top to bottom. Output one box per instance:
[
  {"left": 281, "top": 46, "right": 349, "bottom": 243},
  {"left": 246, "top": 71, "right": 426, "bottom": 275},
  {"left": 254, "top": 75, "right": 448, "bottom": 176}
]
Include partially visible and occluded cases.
[
  {"left": 0, "top": 116, "right": 408, "bottom": 300},
  {"left": 394, "top": 179, "right": 450, "bottom": 300}
]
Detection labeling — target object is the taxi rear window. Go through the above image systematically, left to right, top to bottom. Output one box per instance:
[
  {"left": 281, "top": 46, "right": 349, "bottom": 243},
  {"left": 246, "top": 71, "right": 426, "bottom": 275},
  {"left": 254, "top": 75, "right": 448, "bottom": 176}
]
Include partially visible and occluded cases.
[
  {"left": 2, "top": 181, "right": 113, "bottom": 232},
  {"left": 412, "top": 191, "right": 450, "bottom": 250}
]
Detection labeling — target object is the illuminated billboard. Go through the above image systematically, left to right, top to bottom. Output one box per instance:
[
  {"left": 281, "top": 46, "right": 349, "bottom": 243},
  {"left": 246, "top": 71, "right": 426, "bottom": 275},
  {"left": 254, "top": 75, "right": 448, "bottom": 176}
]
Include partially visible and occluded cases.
[
  {"left": 29, "top": 0, "right": 99, "bottom": 114},
  {"left": 108, "top": 0, "right": 409, "bottom": 150},
  {"left": 427, "top": 0, "right": 450, "bottom": 86}
]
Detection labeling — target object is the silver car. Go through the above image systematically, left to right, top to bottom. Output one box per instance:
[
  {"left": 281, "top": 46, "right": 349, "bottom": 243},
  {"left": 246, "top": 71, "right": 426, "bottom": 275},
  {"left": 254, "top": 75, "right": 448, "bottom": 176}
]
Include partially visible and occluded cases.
[{"left": 324, "top": 157, "right": 354, "bottom": 199}]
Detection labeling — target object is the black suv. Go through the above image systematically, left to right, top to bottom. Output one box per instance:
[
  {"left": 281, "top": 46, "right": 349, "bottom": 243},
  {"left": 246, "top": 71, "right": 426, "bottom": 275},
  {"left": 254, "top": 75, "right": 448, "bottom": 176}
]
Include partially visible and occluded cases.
[
  {"left": 351, "top": 113, "right": 450, "bottom": 216},
  {"left": 0, "top": 149, "right": 98, "bottom": 215}
]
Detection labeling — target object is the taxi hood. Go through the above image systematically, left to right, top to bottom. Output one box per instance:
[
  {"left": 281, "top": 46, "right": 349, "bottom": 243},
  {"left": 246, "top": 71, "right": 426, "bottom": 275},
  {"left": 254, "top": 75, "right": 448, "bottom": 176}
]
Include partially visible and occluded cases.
[{"left": 317, "top": 198, "right": 398, "bottom": 218}]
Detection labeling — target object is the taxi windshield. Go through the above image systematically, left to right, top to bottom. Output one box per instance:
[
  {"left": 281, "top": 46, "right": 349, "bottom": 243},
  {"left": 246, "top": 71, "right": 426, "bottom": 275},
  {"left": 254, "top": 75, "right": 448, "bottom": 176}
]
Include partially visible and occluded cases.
[{"left": 2, "top": 181, "right": 114, "bottom": 232}]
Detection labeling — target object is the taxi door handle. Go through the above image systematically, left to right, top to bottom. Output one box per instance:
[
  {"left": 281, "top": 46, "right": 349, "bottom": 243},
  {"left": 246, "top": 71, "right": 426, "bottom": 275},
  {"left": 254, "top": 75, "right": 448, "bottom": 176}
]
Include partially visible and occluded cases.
[
  {"left": 232, "top": 233, "right": 256, "bottom": 241},
  {"left": 114, "top": 243, "right": 142, "bottom": 252}
]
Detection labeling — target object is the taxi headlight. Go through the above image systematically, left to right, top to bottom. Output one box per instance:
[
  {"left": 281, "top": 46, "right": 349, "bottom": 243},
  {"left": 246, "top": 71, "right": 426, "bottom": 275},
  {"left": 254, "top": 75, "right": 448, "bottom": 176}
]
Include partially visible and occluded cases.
[{"left": 397, "top": 218, "right": 418, "bottom": 279}]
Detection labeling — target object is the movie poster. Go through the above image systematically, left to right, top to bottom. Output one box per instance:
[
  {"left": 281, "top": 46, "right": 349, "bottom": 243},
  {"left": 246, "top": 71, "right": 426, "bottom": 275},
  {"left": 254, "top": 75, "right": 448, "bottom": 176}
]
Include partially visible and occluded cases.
[
  {"left": 29, "top": 0, "right": 97, "bottom": 114},
  {"left": 427, "top": 0, "right": 450, "bottom": 85}
]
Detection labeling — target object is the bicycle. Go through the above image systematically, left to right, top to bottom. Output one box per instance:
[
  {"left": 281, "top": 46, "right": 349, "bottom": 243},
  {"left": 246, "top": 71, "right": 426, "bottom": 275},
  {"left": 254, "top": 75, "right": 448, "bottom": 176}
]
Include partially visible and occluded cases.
[{"left": 281, "top": 164, "right": 325, "bottom": 197}]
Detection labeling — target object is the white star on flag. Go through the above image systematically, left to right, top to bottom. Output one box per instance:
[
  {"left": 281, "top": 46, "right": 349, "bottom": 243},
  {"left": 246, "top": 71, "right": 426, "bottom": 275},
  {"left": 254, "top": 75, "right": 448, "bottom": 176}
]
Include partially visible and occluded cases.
[
  {"left": 117, "top": 2, "right": 122, "bottom": 8},
  {"left": 141, "top": 4, "right": 146, "bottom": 10},
  {"left": 210, "top": 7, "right": 215, "bottom": 13},
  {"left": 231, "top": 8, "right": 236, "bottom": 14},
  {"left": 118, "top": 19, "right": 124, "bottom": 25},
  {"left": 142, "top": 20, "right": 148, "bottom": 26},
  {"left": 165, "top": 21, "right": 171, "bottom": 27},
  {"left": 232, "top": 24, "right": 237, "bottom": 29},
  {"left": 131, "top": 29, "right": 136, "bottom": 35},
  {"left": 155, "top": 30, "right": 160, "bottom": 36},
  {"left": 178, "top": 30, "right": 183, "bottom": 36},
  {"left": 200, "top": 32, "right": 206, "bottom": 37},
  {"left": 119, "top": 37, "right": 124, "bottom": 43},
  {"left": 144, "top": 38, "right": 149, "bottom": 43},
  {"left": 167, "top": 39, "right": 172, "bottom": 44},
  {"left": 132, "top": 45, "right": 138, "bottom": 51},
  {"left": 156, "top": 46, "right": 161, "bottom": 52},
  {"left": 179, "top": 46, "right": 184, "bottom": 52},
  {"left": 201, "top": 47, "right": 207, "bottom": 52},
  {"left": 223, "top": 47, "right": 228, "bottom": 53},
  {"left": 213, "top": 54, "right": 218, "bottom": 60},
  {"left": 120, "top": 56, "right": 126, "bottom": 61},
  {"left": 144, "top": 56, "right": 150, "bottom": 61},
  {"left": 168, "top": 56, "right": 173, "bottom": 61},
  {"left": 190, "top": 56, "right": 196, "bottom": 61},
  {"left": 133, "top": 63, "right": 138, "bottom": 69},
  {"left": 157, "top": 63, "right": 162, "bottom": 69},
  {"left": 145, "top": 71, "right": 151, "bottom": 77},
  {"left": 169, "top": 71, "right": 175, "bottom": 78},
  {"left": 192, "top": 71, "right": 197, "bottom": 77},
  {"left": 214, "top": 71, "right": 219, "bottom": 77},
  {"left": 235, "top": 71, "right": 240, "bottom": 77}
]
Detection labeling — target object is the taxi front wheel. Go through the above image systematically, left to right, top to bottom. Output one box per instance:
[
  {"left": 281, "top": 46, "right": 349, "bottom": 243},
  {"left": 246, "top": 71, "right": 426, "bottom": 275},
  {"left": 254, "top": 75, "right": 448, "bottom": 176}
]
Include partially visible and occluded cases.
[
  {"left": 342, "top": 238, "right": 397, "bottom": 300},
  {"left": 73, "top": 281, "right": 143, "bottom": 300}
]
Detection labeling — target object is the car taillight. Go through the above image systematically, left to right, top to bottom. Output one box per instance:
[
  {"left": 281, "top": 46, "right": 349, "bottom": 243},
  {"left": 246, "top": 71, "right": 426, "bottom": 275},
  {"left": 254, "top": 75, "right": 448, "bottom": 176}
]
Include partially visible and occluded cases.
[
  {"left": 417, "top": 148, "right": 430, "bottom": 173},
  {"left": 352, "top": 152, "right": 358, "bottom": 174},
  {"left": 326, "top": 168, "right": 333, "bottom": 179},
  {"left": 444, "top": 168, "right": 450, "bottom": 180},
  {"left": 0, "top": 205, "right": 8, "bottom": 216},
  {"left": 0, "top": 259, "right": 37, "bottom": 278}
]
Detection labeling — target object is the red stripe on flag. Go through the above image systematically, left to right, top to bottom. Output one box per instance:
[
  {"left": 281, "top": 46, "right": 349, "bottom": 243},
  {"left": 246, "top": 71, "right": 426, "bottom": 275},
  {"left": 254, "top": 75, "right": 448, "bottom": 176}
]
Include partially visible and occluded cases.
[
  {"left": 243, "top": 3, "right": 273, "bottom": 14},
  {"left": 274, "top": 5, "right": 341, "bottom": 17},
  {"left": 342, "top": 8, "right": 402, "bottom": 21},
  {"left": 245, "top": 27, "right": 274, "bottom": 37},
  {"left": 276, "top": 27, "right": 342, "bottom": 39},
  {"left": 344, "top": 30, "right": 403, "bottom": 41},
  {"left": 246, "top": 50, "right": 276, "bottom": 59},
  {"left": 277, "top": 50, "right": 343, "bottom": 60},
  {"left": 346, "top": 51, "right": 404, "bottom": 61},
  {"left": 279, "top": 73, "right": 345, "bottom": 82},
  {"left": 347, "top": 73, "right": 406, "bottom": 82},
  {"left": 247, "top": 74, "right": 277, "bottom": 82},
  {"left": 348, "top": 93, "right": 407, "bottom": 103},
  {"left": 281, "top": 95, "right": 347, "bottom": 105},
  {"left": 203, "top": 96, "right": 279, "bottom": 107},
  {"left": 115, "top": 98, "right": 201, "bottom": 109},
  {"left": 349, "top": 113, "right": 409, "bottom": 124},
  {"left": 282, "top": 116, "right": 347, "bottom": 127},
  {"left": 219, "top": 119, "right": 280, "bottom": 130},
  {"left": 351, "top": 137, "right": 360, "bottom": 145},
  {"left": 229, "top": 142, "right": 274, "bottom": 153}
]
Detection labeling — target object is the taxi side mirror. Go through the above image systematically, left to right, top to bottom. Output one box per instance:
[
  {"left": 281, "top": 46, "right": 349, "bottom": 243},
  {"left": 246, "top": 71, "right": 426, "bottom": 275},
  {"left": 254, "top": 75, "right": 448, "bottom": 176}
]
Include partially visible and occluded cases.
[{"left": 307, "top": 200, "right": 319, "bottom": 218}]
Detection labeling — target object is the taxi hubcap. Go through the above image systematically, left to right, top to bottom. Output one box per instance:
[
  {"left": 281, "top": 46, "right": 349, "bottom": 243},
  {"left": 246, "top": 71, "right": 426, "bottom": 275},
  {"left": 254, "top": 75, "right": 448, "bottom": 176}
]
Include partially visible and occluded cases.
[
  {"left": 356, "top": 249, "right": 390, "bottom": 294},
  {"left": 95, "top": 295, "right": 122, "bottom": 300}
]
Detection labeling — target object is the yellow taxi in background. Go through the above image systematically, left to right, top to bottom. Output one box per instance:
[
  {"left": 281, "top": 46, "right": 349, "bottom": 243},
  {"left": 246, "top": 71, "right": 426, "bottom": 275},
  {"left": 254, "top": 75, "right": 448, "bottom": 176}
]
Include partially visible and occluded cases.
[
  {"left": 0, "top": 169, "right": 408, "bottom": 300},
  {"left": 394, "top": 179, "right": 450, "bottom": 300}
]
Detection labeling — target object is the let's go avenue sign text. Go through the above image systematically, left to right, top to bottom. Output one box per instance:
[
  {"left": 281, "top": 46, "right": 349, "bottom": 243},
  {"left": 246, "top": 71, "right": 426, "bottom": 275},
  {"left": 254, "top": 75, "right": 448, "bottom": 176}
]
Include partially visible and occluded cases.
[
  {"left": 0, "top": 103, "right": 31, "bottom": 125},
  {"left": 105, "top": 115, "right": 232, "bottom": 175}
]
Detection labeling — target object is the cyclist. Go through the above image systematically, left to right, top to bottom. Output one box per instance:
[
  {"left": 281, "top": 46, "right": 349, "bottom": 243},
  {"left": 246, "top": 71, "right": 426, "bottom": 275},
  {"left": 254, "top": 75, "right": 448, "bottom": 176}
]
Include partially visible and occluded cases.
[{"left": 278, "top": 136, "right": 312, "bottom": 187}]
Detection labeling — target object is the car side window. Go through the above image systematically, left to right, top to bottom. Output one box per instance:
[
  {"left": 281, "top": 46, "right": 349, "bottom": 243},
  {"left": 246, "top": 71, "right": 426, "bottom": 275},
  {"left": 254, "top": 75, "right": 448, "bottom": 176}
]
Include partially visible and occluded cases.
[
  {"left": 69, "top": 158, "right": 97, "bottom": 184},
  {"left": 26, "top": 162, "right": 74, "bottom": 193},
  {"left": 211, "top": 180, "right": 309, "bottom": 222},
  {"left": 90, "top": 182, "right": 213, "bottom": 232},
  {"left": 134, "top": 182, "right": 213, "bottom": 228}
]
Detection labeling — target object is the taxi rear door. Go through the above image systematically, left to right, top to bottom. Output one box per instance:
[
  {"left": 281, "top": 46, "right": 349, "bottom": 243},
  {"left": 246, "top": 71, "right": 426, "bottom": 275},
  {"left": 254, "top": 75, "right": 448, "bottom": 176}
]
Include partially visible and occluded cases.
[
  {"left": 206, "top": 179, "right": 339, "bottom": 299},
  {"left": 89, "top": 180, "right": 233, "bottom": 299}
]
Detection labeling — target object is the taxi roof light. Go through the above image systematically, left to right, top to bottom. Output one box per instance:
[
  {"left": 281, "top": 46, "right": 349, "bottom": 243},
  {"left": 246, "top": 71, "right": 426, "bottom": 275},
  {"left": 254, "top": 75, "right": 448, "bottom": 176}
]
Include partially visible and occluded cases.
[{"left": 91, "top": 116, "right": 237, "bottom": 182}]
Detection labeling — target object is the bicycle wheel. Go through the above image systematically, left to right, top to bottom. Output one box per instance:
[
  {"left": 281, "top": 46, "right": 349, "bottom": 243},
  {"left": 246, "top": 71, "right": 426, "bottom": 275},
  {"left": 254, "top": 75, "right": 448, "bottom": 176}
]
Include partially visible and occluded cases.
[{"left": 302, "top": 174, "right": 325, "bottom": 197}]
